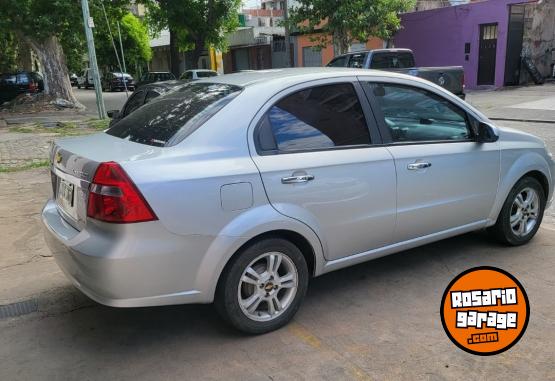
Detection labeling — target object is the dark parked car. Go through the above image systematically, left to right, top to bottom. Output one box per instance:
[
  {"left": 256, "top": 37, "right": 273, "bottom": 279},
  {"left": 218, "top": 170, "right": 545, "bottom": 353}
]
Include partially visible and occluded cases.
[
  {"left": 327, "top": 48, "right": 465, "bottom": 99},
  {"left": 0, "top": 71, "right": 44, "bottom": 104},
  {"left": 136, "top": 71, "right": 176, "bottom": 88},
  {"left": 101, "top": 72, "right": 135, "bottom": 92},
  {"left": 70, "top": 73, "right": 78, "bottom": 87},
  {"left": 107, "top": 80, "right": 185, "bottom": 126}
]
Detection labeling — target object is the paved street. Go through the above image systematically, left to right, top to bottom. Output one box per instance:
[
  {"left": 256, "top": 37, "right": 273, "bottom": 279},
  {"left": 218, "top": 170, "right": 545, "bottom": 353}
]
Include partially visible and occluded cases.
[
  {"left": 0, "top": 84, "right": 554, "bottom": 380},
  {"left": 74, "top": 87, "right": 129, "bottom": 116}
]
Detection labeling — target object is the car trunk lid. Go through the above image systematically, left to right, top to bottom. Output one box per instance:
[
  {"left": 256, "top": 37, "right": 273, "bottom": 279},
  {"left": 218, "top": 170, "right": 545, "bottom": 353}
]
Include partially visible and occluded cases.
[{"left": 50, "top": 133, "right": 162, "bottom": 230}]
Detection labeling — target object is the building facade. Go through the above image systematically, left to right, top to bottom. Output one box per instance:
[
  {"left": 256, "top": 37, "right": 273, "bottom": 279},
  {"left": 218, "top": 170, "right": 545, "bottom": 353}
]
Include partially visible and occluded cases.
[{"left": 394, "top": 0, "right": 555, "bottom": 89}]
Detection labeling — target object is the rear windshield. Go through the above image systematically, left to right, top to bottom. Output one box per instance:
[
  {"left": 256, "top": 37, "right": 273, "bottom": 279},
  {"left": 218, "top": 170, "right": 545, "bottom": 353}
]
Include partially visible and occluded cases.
[
  {"left": 370, "top": 53, "right": 415, "bottom": 69},
  {"left": 197, "top": 71, "right": 218, "bottom": 78},
  {"left": 106, "top": 82, "right": 242, "bottom": 147}
]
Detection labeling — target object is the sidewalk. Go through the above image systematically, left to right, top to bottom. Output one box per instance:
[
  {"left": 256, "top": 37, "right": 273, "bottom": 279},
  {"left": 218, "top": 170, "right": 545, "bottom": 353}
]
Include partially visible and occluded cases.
[{"left": 466, "top": 82, "right": 555, "bottom": 123}]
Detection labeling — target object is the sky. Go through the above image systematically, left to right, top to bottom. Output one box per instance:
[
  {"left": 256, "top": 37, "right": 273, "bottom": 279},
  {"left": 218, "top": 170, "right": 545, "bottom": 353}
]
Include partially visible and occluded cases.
[{"left": 243, "top": 0, "right": 261, "bottom": 8}]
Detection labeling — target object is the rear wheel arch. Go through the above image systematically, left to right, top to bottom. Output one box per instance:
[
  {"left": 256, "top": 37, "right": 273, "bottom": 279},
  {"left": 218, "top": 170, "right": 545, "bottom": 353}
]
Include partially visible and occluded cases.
[{"left": 217, "top": 230, "right": 317, "bottom": 291}]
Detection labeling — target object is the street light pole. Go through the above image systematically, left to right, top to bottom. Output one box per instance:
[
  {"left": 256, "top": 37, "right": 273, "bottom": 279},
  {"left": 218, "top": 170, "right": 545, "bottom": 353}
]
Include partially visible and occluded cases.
[
  {"left": 80, "top": 0, "right": 107, "bottom": 119},
  {"left": 117, "top": 22, "right": 127, "bottom": 74}
]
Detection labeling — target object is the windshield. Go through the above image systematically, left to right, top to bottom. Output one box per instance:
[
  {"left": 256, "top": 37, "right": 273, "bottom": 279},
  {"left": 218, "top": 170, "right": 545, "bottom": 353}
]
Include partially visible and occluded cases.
[{"left": 106, "top": 83, "right": 242, "bottom": 147}]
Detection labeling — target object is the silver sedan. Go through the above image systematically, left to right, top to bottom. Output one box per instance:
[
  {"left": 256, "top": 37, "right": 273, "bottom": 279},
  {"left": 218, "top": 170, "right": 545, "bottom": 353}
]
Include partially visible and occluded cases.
[{"left": 42, "top": 68, "right": 554, "bottom": 333}]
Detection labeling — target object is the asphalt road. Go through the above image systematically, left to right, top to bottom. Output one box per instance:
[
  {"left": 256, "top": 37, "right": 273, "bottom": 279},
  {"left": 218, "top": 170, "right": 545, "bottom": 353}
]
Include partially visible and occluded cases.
[
  {"left": 74, "top": 87, "right": 129, "bottom": 116},
  {"left": 1, "top": 229, "right": 554, "bottom": 380}
]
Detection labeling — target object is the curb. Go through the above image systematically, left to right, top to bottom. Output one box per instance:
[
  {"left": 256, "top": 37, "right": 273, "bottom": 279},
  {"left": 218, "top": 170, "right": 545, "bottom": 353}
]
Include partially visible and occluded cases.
[{"left": 489, "top": 117, "right": 555, "bottom": 124}]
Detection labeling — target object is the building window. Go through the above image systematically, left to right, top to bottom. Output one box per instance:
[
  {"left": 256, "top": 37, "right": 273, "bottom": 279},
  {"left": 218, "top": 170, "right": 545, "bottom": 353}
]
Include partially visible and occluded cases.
[{"left": 482, "top": 24, "right": 498, "bottom": 40}]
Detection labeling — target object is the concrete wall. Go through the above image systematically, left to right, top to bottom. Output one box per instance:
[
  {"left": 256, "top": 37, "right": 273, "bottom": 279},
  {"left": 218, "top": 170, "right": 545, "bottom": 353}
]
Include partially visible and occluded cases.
[
  {"left": 394, "top": 0, "right": 535, "bottom": 89},
  {"left": 521, "top": 0, "right": 555, "bottom": 82},
  {"left": 294, "top": 33, "right": 383, "bottom": 67}
]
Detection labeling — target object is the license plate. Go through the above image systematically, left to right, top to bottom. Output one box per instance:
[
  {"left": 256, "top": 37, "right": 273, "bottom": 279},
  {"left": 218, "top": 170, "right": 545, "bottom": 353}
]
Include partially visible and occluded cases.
[{"left": 57, "top": 178, "right": 75, "bottom": 213}]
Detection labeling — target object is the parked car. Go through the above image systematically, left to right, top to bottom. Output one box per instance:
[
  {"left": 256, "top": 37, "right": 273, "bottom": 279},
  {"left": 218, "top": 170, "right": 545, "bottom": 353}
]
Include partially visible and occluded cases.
[
  {"left": 327, "top": 48, "right": 466, "bottom": 99},
  {"left": 43, "top": 68, "right": 553, "bottom": 334},
  {"left": 76, "top": 68, "right": 94, "bottom": 89},
  {"left": 179, "top": 69, "right": 219, "bottom": 81},
  {"left": 0, "top": 71, "right": 44, "bottom": 104},
  {"left": 136, "top": 71, "right": 176, "bottom": 88},
  {"left": 101, "top": 72, "right": 135, "bottom": 92},
  {"left": 69, "top": 73, "right": 78, "bottom": 87},
  {"left": 107, "top": 80, "right": 185, "bottom": 127}
]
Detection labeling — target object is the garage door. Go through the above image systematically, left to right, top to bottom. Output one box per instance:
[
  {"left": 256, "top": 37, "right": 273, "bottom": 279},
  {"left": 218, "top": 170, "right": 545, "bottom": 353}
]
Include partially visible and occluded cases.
[{"left": 302, "top": 47, "right": 322, "bottom": 67}]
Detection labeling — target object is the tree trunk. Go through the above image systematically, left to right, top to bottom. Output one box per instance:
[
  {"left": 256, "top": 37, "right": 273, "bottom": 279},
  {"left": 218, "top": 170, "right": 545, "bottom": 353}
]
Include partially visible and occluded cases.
[
  {"left": 169, "top": 28, "right": 181, "bottom": 77},
  {"left": 25, "top": 35, "right": 81, "bottom": 107},
  {"left": 189, "top": 40, "right": 205, "bottom": 70}
]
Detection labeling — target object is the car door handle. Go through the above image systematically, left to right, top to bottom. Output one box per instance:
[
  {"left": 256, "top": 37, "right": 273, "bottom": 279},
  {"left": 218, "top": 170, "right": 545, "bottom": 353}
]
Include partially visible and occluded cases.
[
  {"left": 407, "top": 162, "right": 432, "bottom": 170},
  {"left": 281, "top": 175, "right": 315, "bottom": 184}
]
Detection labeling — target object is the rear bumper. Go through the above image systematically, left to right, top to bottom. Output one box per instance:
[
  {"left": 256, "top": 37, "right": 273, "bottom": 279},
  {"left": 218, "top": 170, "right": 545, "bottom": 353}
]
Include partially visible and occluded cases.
[{"left": 41, "top": 199, "right": 214, "bottom": 307}]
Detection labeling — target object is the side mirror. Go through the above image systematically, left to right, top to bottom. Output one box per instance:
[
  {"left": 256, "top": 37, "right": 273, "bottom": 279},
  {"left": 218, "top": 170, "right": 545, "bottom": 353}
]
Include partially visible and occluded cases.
[
  {"left": 107, "top": 110, "right": 119, "bottom": 119},
  {"left": 475, "top": 122, "right": 499, "bottom": 143}
]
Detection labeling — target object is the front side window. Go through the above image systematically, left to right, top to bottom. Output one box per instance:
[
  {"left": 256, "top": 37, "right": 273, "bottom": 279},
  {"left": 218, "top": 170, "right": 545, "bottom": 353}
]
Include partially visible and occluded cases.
[
  {"left": 107, "top": 83, "right": 242, "bottom": 147},
  {"left": 258, "top": 83, "right": 371, "bottom": 153},
  {"left": 369, "top": 83, "right": 471, "bottom": 143}
]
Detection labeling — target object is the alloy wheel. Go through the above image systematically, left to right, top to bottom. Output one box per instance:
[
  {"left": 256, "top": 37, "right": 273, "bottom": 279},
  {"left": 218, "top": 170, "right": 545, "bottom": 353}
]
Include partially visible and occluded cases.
[
  {"left": 510, "top": 187, "right": 540, "bottom": 237},
  {"left": 238, "top": 252, "right": 298, "bottom": 322}
]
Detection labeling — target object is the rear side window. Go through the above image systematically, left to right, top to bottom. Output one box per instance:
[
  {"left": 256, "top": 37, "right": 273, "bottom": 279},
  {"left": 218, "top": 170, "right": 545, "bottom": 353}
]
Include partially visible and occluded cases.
[
  {"left": 348, "top": 53, "right": 367, "bottom": 68},
  {"left": 370, "top": 53, "right": 415, "bottom": 69},
  {"left": 327, "top": 56, "right": 347, "bottom": 67},
  {"left": 197, "top": 71, "right": 218, "bottom": 78},
  {"left": 106, "top": 83, "right": 242, "bottom": 147},
  {"left": 257, "top": 83, "right": 371, "bottom": 153},
  {"left": 122, "top": 90, "right": 145, "bottom": 116},
  {"left": 144, "top": 90, "right": 161, "bottom": 103}
]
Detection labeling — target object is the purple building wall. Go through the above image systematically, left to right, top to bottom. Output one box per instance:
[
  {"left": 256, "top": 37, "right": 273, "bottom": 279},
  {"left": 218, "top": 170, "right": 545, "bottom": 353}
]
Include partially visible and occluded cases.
[{"left": 394, "top": 0, "right": 534, "bottom": 89}]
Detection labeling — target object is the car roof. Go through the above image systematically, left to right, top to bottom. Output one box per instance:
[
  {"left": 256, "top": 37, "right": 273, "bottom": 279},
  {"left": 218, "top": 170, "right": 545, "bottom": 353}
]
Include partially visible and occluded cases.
[
  {"left": 334, "top": 48, "right": 413, "bottom": 58},
  {"left": 196, "top": 67, "right": 419, "bottom": 88},
  {"left": 186, "top": 69, "right": 217, "bottom": 73},
  {"left": 147, "top": 71, "right": 172, "bottom": 74},
  {"left": 136, "top": 80, "right": 186, "bottom": 92}
]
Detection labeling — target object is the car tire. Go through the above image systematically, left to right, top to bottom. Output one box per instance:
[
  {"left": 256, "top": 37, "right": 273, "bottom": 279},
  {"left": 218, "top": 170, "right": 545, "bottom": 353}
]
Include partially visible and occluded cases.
[
  {"left": 77, "top": 83, "right": 81, "bottom": 89},
  {"left": 488, "top": 176, "right": 546, "bottom": 246},
  {"left": 215, "top": 237, "right": 309, "bottom": 334}
]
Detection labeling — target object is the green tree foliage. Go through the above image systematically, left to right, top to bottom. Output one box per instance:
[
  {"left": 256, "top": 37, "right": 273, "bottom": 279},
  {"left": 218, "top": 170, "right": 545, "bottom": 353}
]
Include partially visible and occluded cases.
[
  {"left": 0, "top": 0, "right": 149, "bottom": 103},
  {"left": 144, "top": 0, "right": 241, "bottom": 73},
  {"left": 287, "top": 0, "right": 415, "bottom": 54},
  {"left": 95, "top": 12, "right": 152, "bottom": 74},
  {"left": 0, "top": 31, "right": 21, "bottom": 72}
]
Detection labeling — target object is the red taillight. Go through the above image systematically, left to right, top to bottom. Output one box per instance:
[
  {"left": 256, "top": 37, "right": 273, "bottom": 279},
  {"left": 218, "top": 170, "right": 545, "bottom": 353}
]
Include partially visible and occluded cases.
[
  {"left": 29, "top": 82, "right": 37, "bottom": 92},
  {"left": 87, "top": 162, "right": 157, "bottom": 223}
]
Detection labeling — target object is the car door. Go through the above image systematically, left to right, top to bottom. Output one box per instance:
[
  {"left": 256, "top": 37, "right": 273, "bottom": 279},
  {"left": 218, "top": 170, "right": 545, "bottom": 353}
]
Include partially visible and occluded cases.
[
  {"left": 249, "top": 79, "right": 397, "bottom": 261},
  {"left": 362, "top": 80, "right": 500, "bottom": 243}
]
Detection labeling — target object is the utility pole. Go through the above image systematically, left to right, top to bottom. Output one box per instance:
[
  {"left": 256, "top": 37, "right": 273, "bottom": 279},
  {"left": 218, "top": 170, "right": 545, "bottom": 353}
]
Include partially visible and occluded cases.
[
  {"left": 80, "top": 0, "right": 107, "bottom": 119},
  {"left": 283, "top": 0, "right": 292, "bottom": 67},
  {"left": 117, "top": 22, "right": 127, "bottom": 74}
]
